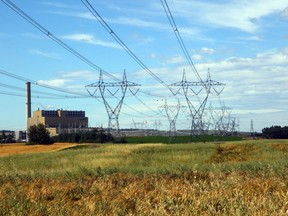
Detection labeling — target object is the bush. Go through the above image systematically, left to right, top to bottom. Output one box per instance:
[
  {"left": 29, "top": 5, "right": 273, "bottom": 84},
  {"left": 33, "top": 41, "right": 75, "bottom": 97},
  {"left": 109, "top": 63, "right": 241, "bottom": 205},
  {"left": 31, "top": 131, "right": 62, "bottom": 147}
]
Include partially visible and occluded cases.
[{"left": 28, "top": 124, "right": 54, "bottom": 145}]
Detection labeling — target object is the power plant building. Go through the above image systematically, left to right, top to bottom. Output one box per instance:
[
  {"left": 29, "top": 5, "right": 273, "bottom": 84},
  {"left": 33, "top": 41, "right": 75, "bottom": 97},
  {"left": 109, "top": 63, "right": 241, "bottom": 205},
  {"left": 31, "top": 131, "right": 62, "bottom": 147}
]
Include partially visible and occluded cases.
[{"left": 28, "top": 109, "right": 89, "bottom": 136}]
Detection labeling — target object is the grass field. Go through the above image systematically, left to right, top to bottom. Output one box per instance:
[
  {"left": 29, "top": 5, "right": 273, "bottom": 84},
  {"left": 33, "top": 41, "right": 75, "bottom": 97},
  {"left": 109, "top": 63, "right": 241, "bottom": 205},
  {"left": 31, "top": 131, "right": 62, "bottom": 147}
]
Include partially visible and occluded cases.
[{"left": 0, "top": 140, "right": 288, "bottom": 215}]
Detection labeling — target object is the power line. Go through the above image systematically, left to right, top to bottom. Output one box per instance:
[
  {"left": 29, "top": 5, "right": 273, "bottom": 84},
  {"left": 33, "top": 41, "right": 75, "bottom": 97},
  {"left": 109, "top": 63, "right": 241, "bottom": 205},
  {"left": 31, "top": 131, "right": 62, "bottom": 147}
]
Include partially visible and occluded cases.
[
  {"left": 0, "top": 0, "right": 176, "bottom": 120},
  {"left": 1, "top": 0, "right": 120, "bottom": 82},
  {"left": 1, "top": 0, "right": 167, "bottom": 99},
  {"left": 81, "top": 0, "right": 175, "bottom": 93},
  {"left": 81, "top": 0, "right": 178, "bottom": 116},
  {"left": 160, "top": 0, "right": 204, "bottom": 84},
  {"left": 0, "top": 68, "right": 161, "bottom": 118},
  {"left": 0, "top": 69, "right": 93, "bottom": 98},
  {"left": 0, "top": 82, "right": 90, "bottom": 99}
]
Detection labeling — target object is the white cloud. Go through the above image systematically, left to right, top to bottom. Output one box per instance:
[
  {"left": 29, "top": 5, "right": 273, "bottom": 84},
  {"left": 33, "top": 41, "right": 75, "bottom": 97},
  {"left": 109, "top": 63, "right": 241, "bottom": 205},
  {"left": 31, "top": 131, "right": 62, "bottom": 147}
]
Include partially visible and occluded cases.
[
  {"left": 174, "top": 0, "right": 288, "bottom": 33},
  {"left": 42, "top": 2, "right": 72, "bottom": 9},
  {"left": 281, "top": 7, "right": 288, "bottom": 18},
  {"left": 112, "top": 16, "right": 165, "bottom": 30},
  {"left": 62, "top": 33, "right": 121, "bottom": 49},
  {"left": 237, "top": 36, "right": 262, "bottom": 41},
  {"left": 201, "top": 47, "right": 214, "bottom": 54},
  {"left": 28, "top": 49, "right": 60, "bottom": 59},
  {"left": 192, "top": 54, "right": 203, "bottom": 61},
  {"left": 165, "top": 55, "right": 185, "bottom": 64},
  {"left": 60, "top": 70, "right": 97, "bottom": 81},
  {"left": 37, "top": 79, "right": 71, "bottom": 87},
  {"left": 233, "top": 108, "right": 284, "bottom": 115}
]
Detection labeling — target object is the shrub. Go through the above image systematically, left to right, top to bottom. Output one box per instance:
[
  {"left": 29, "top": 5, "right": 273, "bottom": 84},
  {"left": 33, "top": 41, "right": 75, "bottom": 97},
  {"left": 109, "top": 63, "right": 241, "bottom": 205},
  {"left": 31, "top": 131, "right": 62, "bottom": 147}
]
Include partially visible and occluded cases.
[{"left": 28, "top": 124, "right": 54, "bottom": 145}]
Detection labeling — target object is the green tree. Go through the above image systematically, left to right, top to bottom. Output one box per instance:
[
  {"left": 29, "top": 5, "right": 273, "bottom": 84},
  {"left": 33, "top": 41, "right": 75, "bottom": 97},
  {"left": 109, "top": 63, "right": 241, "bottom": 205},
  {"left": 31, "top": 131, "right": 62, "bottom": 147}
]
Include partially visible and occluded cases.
[{"left": 28, "top": 123, "right": 54, "bottom": 145}]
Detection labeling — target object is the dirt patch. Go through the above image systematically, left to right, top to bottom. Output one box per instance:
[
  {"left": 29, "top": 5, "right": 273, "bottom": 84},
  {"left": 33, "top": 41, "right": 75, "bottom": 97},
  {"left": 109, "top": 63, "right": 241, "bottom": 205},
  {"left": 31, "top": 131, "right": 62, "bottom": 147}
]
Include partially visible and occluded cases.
[
  {"left": 0, "top": 143, "right": 78, "bottom": 157},
  {"left": 210, "top": 143, "right": 259, "bottom": 163},
  {"left": 271, "top": 143, "right": 288, "bottom": 152}
]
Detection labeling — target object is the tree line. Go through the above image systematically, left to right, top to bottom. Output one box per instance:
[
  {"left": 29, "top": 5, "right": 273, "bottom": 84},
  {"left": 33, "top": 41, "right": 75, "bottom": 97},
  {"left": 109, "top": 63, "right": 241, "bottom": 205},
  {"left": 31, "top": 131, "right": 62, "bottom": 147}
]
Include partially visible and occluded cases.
[
  {"left": 26, "top": 124, "right": 288, "bottom": 145},
  {"left": 27, "top": 124, "right": 114, "bottom": 145},
  {"left": 262, "top": 126, "right": 288, "bottom": 139}
]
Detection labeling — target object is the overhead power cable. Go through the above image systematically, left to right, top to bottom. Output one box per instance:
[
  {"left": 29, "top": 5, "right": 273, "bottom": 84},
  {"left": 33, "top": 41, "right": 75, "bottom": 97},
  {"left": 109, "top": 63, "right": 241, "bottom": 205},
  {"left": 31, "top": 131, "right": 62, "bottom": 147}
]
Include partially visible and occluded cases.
[
  {"left": 1, "top": 0, "right": 120, "bottom": 82},
  {"left": 1, "top": 0, "right": 166, "bottom": 98},
  {"left": 1, "top": 0, "right": 170, "bottom": 118},
  {"left": 81, "top": 0, "right": 175, "bottom": 93},
  {"left": 160, "top": 0, "right": 204, "bottom": 84},
  {"left": 0, "top": 68, "right": 159, "bottom": 117},
  {"left": 0, "top": 69, "right": 93, "bottom": 98},
  {"left": 0, "top": 82, "right": 88, "bottom": 99},
  {"left": 0, "top": 90, "right": 81, "bottom": 99}
]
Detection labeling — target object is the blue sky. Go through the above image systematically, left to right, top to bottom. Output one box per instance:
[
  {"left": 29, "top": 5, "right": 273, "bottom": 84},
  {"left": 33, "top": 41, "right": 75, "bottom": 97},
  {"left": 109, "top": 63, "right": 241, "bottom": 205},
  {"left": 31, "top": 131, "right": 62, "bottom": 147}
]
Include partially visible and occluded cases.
[{"left": 0, "top": 0, "right": 287, "bottom": 132}]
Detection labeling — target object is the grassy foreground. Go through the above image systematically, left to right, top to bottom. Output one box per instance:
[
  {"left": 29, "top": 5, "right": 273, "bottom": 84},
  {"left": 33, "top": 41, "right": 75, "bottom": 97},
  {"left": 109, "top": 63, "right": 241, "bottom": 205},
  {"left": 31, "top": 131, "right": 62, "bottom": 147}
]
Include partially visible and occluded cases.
[{"left": 0, "top": 140, "right": 288, "bottom": 215}]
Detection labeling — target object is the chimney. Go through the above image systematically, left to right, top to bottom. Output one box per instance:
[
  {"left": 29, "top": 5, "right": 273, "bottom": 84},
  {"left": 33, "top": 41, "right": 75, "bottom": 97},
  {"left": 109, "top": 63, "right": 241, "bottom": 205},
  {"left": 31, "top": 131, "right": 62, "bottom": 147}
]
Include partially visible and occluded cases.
[{"left": 26, "top": 82, "right": 31, "bottom": 118}]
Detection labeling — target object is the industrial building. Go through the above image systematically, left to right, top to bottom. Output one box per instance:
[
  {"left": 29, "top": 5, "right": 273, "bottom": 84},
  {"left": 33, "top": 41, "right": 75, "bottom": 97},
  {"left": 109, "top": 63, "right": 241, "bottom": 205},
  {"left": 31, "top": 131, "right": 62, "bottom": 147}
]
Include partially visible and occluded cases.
[{"left": 27, "top": 109, "right": 89, "bottom": 136}]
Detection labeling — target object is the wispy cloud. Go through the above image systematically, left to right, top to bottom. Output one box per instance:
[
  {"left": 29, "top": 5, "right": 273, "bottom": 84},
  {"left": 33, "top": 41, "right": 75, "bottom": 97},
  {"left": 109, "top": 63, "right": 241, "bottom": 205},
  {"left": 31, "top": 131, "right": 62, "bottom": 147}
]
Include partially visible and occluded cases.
[
  {"left": 173, "top": 0, "right": 288, "bottom": 33},
  {"left": 42, "top": 1, "right": 74, "bottom": 9},
  {"left": 281, "top": 7, "right": 288, "bottom": 18},
  {"left": 48, "top": 10, "right": 200, "bottom": 38},
  {"left": 110, "top": 16, "right": 167, "bottom": 30},
  {"left": 62, "top": 33, "right": 121, "bottom": 49},
  {"left": 131, "top": 47, "right": 288, "bottom": 115},
  {"left": 201, "top": 47, "right": 215, "bottom": 54},
  {"left": 28, "top": 49, "right": 61, "bottom": 59},
  {"left": 191, "top": 54, "right": 203, "bottom": 61},
  {"left": 165, "top": 55, "right": 185, "bottom": 64},
  {"left": 60, "top": 70, "right": 97, "bottom": 81},
  {"left": 37, "top": 79, "right": 71, "bottom": 88},
  {"left": 233, "top": 108, "right": 284, "bottom": 115}
]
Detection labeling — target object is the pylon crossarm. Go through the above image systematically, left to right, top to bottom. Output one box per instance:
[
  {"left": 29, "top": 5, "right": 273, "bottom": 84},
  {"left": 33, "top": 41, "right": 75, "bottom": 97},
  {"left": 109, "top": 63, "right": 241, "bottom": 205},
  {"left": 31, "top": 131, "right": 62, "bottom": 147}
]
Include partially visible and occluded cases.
[
  {"left": 168, "top": 86, "right": 181, "bottom": 95},
  {"left": 190, "top": 86, "right": 203, "bottom": 95},
  {"left": 212, "top": 86, "right": 225, "bottom": 95},
  {"left": 129, "top": 87, "right": 140, "bottom": 96},
  {"left": 86, "top": 88, "right": 97, "bottom": 96},
  {"left": 107, "top": 88, "right": 120, "bottom": 96}
]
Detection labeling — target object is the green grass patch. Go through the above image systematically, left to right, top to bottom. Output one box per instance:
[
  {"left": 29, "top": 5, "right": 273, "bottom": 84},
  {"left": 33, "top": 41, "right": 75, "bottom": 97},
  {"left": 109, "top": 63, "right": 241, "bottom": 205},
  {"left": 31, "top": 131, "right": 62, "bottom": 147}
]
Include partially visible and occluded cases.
[
  {"left": 125, "top": 135, "right": 242, "bottom": 143},
  {"left": 0, "top": 139, "right": 287, "bottom": 178}
]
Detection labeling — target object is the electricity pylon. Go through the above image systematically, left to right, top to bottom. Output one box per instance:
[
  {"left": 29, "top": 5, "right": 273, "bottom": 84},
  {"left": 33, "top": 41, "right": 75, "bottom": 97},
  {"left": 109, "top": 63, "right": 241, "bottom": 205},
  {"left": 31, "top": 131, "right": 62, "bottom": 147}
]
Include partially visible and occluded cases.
[
  {"left": 170, "top": 69, "right": 225, "bottom": 137},
  {"left": 86, "top": 70, "right": 140, "bottom": 134},
  {"left": 159, "top": 99, "right": 181, "bottom": 138},
  {"left": 250, "top": 119, "right": 255, "bottom": 138}
]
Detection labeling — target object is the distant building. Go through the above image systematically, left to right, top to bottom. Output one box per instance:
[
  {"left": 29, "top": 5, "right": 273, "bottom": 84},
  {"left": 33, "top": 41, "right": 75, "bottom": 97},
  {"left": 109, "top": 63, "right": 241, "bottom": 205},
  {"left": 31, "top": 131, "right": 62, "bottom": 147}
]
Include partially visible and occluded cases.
[
  {"left": 28, "top": 109, "right": 89, "bottom": 136},
  {"left": 0, "top": 130, "right": 16, "bottom": 143},
  {"left": 15, "top": 130, "right": 26, "bottom": 142}
]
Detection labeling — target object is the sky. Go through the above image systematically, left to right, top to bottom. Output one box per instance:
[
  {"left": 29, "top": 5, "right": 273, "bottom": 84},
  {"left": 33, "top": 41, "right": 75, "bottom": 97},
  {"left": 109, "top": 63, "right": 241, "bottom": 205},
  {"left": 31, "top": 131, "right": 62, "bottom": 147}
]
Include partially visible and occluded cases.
[{"left": 0, "top": 0, "right": 287, "bottom": 132}]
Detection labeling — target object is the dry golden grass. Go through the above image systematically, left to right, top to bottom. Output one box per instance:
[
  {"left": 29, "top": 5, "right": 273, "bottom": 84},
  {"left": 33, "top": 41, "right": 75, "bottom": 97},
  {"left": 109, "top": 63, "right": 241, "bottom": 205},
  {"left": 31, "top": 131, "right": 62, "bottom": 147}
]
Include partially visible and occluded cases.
[
  {"left": 1, "top": 140, "right": 288, "bottom": 215},
  {"left": 0, "top": 143, "right": 78, "bottom": 157},
  {"left": 210, "top": 143, "right": 259, "bottom": 163},
  {"left": 1, "top": 172, "right": 287, "bottom": 215}
]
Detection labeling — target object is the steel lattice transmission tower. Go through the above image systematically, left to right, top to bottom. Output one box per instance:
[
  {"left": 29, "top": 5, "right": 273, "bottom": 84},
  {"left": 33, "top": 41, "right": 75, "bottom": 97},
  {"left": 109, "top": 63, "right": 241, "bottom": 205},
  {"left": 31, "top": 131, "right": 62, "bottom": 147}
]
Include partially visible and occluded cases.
[
  {"left": 170, "top": 69, "right": 225, "bottom": 137},
  {"left": 86, "top": 71, "right": 140, "bottom": 134},
  {"left": 159, "top": 99, "right": 181, "bottom": 137},
  {"left": 208, "top": 101, "right": 232, "bottom": 136},
  {"left": 250, "top": 119, "right": 255, "bottom": 138}
]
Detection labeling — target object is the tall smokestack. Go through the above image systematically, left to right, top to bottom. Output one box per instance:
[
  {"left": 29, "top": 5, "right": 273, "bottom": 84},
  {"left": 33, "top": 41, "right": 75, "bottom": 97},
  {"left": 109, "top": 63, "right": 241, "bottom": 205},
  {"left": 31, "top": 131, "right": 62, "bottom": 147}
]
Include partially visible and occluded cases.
[{"left": 26, "top": 82, "right": 31, "bottom": 118}]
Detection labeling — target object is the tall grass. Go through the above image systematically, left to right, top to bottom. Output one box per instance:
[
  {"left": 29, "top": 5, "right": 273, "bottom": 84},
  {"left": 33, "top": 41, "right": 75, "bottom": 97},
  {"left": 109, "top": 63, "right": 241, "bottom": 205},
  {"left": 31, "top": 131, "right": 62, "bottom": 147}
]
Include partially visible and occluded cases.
[{"left": 1, "top": 140, "right": 288, "bottom": 215}]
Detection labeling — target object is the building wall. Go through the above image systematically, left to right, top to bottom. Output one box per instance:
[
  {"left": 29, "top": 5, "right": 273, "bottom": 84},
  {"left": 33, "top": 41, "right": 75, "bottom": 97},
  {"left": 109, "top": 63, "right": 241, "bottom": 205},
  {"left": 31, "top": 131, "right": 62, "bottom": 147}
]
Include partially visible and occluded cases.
[{"left": 28, "top": 109, "right": 89, "bottom": 135}]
